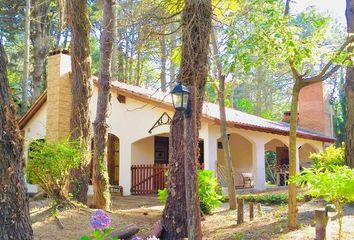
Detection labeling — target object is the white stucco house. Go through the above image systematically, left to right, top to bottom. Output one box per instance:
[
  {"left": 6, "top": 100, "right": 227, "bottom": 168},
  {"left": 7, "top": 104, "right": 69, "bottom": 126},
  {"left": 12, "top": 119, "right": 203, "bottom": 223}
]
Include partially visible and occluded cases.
[{"left": 19, "top": 52, "right": 335, "bottom": 196}]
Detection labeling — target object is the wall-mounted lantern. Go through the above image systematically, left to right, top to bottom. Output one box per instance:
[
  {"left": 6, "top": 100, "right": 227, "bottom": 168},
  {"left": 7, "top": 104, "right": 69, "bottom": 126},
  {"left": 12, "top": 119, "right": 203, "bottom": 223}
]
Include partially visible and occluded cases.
[{"left": 171, "top": 82, "right": 191, "bottom": 117}]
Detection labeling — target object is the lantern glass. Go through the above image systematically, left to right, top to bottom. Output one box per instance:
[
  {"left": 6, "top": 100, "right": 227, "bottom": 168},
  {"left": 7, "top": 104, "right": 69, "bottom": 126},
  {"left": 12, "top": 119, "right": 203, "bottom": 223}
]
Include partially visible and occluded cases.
[
  {"left": 171, "top": 82, "right": 190, "bottom": 112},
  {"left": 172, "top": 92, "right": 183, "bottom": 110},
  {"left": 182, "top": 92, "right": 189, "bottom": 109}
]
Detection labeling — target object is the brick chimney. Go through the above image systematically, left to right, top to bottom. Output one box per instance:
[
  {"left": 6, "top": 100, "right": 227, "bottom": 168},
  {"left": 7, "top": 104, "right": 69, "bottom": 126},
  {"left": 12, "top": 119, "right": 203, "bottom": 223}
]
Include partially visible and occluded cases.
[
  {"left": 46, "top": 51, "right": 72, "bottom": 141},
  {"left": 298, "top": 82, "right": 332, "bottom": 136}
]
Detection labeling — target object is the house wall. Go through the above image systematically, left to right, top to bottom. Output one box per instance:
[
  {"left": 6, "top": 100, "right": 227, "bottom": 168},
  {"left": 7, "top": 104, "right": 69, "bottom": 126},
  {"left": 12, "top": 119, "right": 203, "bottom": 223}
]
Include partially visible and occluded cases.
[
  {"left": 21, "top": 54, "right": 329, "bottom": 195},
  {"left": 23, "top": 101, "right": 47, "bottom": 193},
  {"left": 217, "top": 134, "right": 253, "bottom": 173},
  {"left": 131, "top": 137, "right": 154, "bottom": 165}
]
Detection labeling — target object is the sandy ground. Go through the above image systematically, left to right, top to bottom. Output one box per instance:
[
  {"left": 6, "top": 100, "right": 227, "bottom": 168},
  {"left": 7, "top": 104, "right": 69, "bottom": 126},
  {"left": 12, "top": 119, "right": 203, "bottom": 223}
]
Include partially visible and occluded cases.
[{"left": 31, "top": 195, "right": 354, "bottom": 240}]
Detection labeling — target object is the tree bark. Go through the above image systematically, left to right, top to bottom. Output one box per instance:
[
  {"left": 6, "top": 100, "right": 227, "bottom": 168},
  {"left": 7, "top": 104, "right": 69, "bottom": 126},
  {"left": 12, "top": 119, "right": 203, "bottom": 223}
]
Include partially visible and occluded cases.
[
  {"left": 21, "top": 0, "right": 30, "bottom": 115},
  {"left": 31, "top": 0, "right": 51, "bottom": 101},
  {"left": 66, "top": 0, "right": 92, "bottom": 204},
  {"left": 92, "top": 0, "right": 115, "bottom": 210},
  {"left": 345, "top": 0, "right": 354, "bottom": 168},
  {"left": 162, "top": 1, "right": 212, "bottom": 238},
  {"left": 169, "top": 24, "right": 177, "bottom": 87},
  {"left": 160, "top": 25, "right": 167, "bottom": 92},
  {"left": 211, "top": 26, "right": 236, "bottom": 210},
  {"left": 0, "top": 41, "right": 33, "bottom": 240},
  {"left": 288, "top": 81, "right": 300, "bottom": 230},
  {"left": 162, "top": 111, "right": 188, "bottom": 239}
]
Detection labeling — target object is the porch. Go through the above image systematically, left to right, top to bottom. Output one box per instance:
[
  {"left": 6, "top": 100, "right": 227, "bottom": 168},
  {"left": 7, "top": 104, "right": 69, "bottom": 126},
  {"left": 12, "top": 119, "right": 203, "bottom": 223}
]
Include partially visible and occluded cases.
[{"left": 105, "top": 124, "right": 322, "bottom": 196}]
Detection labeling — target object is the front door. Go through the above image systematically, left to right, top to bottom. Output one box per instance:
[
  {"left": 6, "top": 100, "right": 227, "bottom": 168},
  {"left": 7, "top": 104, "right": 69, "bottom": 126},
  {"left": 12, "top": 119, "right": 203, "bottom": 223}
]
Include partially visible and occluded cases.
[
  {"left": 108, "top": 134, "right": 120, "bottom": 185},
  {"left": 154, "top": 136, "right": 169, "bottom": 164}
]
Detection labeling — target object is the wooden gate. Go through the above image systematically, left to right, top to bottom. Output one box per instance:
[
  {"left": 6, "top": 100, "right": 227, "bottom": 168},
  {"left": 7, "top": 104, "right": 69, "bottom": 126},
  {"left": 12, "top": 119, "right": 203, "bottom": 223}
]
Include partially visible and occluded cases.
[{"left": 131, "top": 164, "right": 169, "bottom": 195}]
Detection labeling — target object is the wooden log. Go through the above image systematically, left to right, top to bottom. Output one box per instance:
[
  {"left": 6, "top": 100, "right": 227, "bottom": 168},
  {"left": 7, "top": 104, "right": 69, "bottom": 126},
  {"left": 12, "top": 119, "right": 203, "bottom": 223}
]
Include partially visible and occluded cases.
[
  {"left": 237, "top": 198, "right": 244, "bottom": 224},
  {"left": 249, "top": 202, "right": 254, "bottom": 221},
  {"left": 257, "top": 203, "right": 263, "bottom": 216},
  {"left": 315, "top": 209, "right": 329, "bottom": 240},
  {"left": 109, "top": 225, "right": 139, "bottom": 239}
]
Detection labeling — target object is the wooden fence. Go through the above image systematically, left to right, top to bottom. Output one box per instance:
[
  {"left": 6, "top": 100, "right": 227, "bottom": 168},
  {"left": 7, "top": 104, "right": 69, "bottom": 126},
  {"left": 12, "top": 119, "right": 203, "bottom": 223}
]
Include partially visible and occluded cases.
[
  {"left": 131, "top": 163, "right": 204, "bottom": 195},
  {"left": 131, "top": 164, "right": 169, "bottom": 195}
]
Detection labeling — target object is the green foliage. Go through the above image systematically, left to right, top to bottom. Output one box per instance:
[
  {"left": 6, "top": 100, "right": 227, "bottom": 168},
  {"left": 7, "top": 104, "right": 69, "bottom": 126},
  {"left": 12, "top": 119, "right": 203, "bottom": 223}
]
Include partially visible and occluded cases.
[
  {"left": 26, "top": 138, "right": 85, "bottom": 203},
  {"left": 310, "top": 144, "right": 345, "bottom": 170},
  {"left": 265, "top": 151, "right": 276, "bottom": 184},
  {"left": 294, "top": 165, "right": 354, "bottom": 238},
  {"left": 295, "top": 166, "right": 354, "bottom": 204},
  {"left": 158, "top": 170, "right": 223, "bottom": 214},
  {"left": 198, "top": 170, "right": 224, "bottom": 214},
  {"left": 240, "top": 193, "right": 309, "bottom": 205},
  {"left": 80, "top": 228, "right": 119, "bottom": 240},
  {"left": 234, "top": 232, "right": 245, "bottom": 240}
]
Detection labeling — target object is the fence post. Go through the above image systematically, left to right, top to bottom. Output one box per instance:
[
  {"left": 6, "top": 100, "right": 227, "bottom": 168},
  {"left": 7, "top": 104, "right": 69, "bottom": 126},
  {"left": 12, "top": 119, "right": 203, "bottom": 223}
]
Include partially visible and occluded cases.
[
  {"left": 237, "top": 198, "right": 244, "bottom": 224},
  {"left": 249, "top": 202, "right": 254, "bottom": 221},
  {"left": 315, "top": 209, "right": 329, "bottom": 240}
]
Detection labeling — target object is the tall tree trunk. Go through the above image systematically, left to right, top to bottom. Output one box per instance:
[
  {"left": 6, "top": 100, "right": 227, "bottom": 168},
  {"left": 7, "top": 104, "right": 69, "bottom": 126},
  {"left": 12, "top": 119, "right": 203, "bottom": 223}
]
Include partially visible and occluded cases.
[
  {"left": 21, "top": 0, "right": 30, "bottom": 115},
  {"left": 31, "top": 0, "right": 51, "bottom": 101},
  {"left": 66, "top": 0, "right": 92, "bottom": 204},
  {"left": 92, "top": 0, "right": 115, "bottom": 210},
  {"left": 345, "top": 0, "right": 354, "bottom": 168},
  {"left": 162, "top": 1, "right": 212, "bottom": 239},
  {"left": 169, "top": 24, "right": 177, "bottom": 87},
  {"left": 160, "top": 25, "right": 167, "bottom": 92},
  {"left": 211, "top": 26, "right": 236, "bottom": 210},
  {"left": 124, "top": 33, "right": 129, "bottom": 81},
  {"left": 117, "top": 34, "right": 125, "bottom": 82},
  {"left": 0, "top": 41, "right": 33, "bottom": 240},
  {"left": 136, "top": 46, "right": 141, "bottom": 86},
  {"left": 254, "top": 65, "right": 265, "bottom": 116},
  {"left": 229, "top": 78, "right": 236, "bottom": 109},
  {"left": 288, "top": 81, "right": 300, "bottom": 230},
  {"left": 184, "top": 86, "right": 202, "bottom": 239},
  {"left": 162, "top": 111, "right": 187, "bottom": 239}
]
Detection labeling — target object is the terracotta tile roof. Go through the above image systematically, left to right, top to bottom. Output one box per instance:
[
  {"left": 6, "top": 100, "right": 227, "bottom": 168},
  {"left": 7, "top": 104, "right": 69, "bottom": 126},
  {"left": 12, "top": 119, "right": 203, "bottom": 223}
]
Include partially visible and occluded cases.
[
  {"left": 19, "top": 79, "right": 335, "bottom": 143},
  {"left": 110, "top": 81, "right": 335, "bottom": 143}
]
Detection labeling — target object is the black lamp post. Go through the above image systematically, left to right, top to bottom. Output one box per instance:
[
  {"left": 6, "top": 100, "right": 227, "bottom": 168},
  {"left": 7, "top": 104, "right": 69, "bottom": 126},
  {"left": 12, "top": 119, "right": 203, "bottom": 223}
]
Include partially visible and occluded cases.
[{"left": 171, "top": 82, "right": 191, "bottom": 117}]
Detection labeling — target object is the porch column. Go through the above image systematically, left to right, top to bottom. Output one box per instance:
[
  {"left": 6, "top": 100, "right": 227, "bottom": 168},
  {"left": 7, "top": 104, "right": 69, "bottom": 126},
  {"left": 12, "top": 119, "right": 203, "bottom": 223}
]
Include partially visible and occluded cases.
[
  {"left": 203, "top": 126, "right": 218, "bottom": 175},
  {"left": 119, "top": 139, "right": 132, "bottom": 195},
  {"left": 252, "top": 139, "right": 267, "bottom": 190}
]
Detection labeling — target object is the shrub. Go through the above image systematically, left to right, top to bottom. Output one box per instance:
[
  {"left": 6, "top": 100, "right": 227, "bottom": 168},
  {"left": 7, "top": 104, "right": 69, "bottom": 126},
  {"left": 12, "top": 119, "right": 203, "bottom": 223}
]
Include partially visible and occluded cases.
[
  {"left": 26, "top": 138, "right": 85, "bottom": 204},
  {"left": 310, "top": 144, "right": 345, "bottom": 170},
  {"left": 294, "top": 165, "right": 354, "bottom": 240},
  {"left": 158, "top": 169, "right": 223, "bottom": 214},
  {"left": 240, "top": 193, "right": 309, "bottom": 205}
]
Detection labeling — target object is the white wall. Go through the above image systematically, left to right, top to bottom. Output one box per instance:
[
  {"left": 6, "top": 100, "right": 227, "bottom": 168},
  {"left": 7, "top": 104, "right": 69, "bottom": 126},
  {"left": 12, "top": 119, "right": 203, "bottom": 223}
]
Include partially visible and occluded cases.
[
  {"left": 22, "top": 85, "right": 328, "bottom": 195},
  {"left": 23, "top": 102, "right": 47, "bottom": 193},
  {"left": 131, "top": 137, "right": 154, "bottom": 165}
]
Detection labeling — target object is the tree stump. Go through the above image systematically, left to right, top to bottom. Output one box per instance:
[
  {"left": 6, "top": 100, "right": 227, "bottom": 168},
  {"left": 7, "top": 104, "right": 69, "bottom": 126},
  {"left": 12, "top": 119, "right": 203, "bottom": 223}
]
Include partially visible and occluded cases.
[
  {"left": 237, "top": 198, "right": 244, "bottom": 224},
  {"left": 249, "top": 202, "right": 254, "bottom": 221},
  {"left": 257, "top": 203, "right": 263, "bottom": 216},
  {"left": 315, "top": 209, "right": 329, "bottom": 240}
]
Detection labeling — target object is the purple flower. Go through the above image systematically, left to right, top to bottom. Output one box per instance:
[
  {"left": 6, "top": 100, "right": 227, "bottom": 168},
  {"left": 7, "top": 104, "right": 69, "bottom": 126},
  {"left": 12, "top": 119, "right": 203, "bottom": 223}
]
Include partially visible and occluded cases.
[
  {"left": 90, "top": 210, "right": 111, "bottom": 230},
  {"left": 131, "top": 237, "right": 143, "bottom": 240}
]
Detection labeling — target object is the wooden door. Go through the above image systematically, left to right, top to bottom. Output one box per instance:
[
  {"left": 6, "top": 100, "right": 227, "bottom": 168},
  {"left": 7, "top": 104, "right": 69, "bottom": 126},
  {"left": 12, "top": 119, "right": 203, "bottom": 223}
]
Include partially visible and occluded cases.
[
  {"left": 108, "top": 134, "right": 120, "bottom": 185},
  {"left": 154, "top": 136, "right": 169, "bottom": 164}
]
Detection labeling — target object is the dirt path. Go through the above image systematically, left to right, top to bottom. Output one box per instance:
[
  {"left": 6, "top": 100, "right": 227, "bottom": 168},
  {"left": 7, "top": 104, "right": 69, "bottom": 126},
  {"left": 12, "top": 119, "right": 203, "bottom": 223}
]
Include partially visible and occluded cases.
[{"left": 31, "top": 196, "right": 354, "bottom": 240}]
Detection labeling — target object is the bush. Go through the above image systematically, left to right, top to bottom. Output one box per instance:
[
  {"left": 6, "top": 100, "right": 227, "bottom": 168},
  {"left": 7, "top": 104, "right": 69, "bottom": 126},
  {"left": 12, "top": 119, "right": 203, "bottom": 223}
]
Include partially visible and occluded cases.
[
  {"left": 26, "top": 138, "right": 85, "bottom": 204},
  {"left": 310, "top": 144, "right": 345, "bottom": 170},
  {"left": 294, "top": 165, "right": 354, "bottom": 240},
  {"left": 158, "top": 169, "right": 223, "bottom": 214},
  {"left": 240, "top": 193, "right": 309, "bottom": 205}
]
